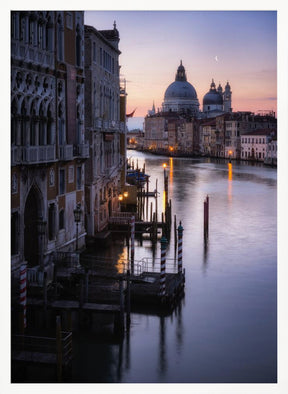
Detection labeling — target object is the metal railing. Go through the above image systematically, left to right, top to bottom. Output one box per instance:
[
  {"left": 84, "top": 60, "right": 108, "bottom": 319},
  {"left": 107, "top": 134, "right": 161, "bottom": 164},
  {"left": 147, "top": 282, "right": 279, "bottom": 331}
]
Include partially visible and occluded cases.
[
  {"left": 59, "top": 145, "right": 74, "bottom": 161},
  {"left": 108, "top": 211, "right": 136, "bottom": 225},
  {"left": 53, "top": 251, "right": 80, "bottom": 268},
  {"left": 12, "top": 331, "right": 72, "bottom": 365}
]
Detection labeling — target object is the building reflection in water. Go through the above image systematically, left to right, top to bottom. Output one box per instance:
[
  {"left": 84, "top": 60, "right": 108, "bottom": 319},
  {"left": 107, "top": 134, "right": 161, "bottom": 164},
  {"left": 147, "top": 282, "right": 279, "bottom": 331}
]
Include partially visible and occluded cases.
[{"left": 203, "top": 234, "right": 209, "bottom": 273}]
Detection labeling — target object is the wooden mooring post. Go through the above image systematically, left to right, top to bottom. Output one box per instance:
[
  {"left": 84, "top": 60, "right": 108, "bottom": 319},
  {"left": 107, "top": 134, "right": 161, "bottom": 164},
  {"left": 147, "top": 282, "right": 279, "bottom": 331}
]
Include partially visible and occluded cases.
[{"left": 204, "top": 195, "right": 209, "bottom": 237}]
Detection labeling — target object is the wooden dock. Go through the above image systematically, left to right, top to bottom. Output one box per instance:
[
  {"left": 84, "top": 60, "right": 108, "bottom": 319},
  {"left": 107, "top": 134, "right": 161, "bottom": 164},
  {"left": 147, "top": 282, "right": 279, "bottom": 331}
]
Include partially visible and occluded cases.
[{"left": 128, "top": 271, "right": 185, "bottom": 313}]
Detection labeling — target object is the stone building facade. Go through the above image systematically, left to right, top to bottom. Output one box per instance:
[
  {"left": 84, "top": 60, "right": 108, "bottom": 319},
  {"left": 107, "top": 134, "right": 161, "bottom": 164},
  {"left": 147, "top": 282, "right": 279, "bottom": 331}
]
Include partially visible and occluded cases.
[
  {"left": 11, "top": 11, "right": 88, "bottom": 278},
  {"left": 84, "top": 23, "right": 126, "bottom": 237},
  {"left": 199, "top": 111, "right": 277, "bottom": 159},
  {"left": 240, "top": 129, "right": 277, "bottom": 161}
]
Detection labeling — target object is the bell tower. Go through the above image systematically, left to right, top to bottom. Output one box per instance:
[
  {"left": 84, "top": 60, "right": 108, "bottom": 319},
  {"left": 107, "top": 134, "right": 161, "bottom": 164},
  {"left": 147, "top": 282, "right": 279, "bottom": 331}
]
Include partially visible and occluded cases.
[{"left": 223, "top": 81, "right": 232, "bottom": 112}]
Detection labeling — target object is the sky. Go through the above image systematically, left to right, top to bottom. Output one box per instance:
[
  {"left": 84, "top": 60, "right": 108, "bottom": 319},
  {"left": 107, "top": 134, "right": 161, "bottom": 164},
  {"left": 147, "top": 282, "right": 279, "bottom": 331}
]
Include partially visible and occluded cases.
[
  {"left": 3, "top": 3, "right": 288, "bottom": 394},
  {"left": 84, "top": 10, "right": 277, "bottom": 122}
]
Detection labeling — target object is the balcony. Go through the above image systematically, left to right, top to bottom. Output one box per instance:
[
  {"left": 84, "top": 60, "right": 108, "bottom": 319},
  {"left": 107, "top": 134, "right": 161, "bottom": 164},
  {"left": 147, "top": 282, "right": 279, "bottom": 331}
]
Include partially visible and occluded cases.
[
  {"left": 11, "top": 40, "right": 54, "bottom": 69},
  {"left": 73, "top": 143, "right": 89, "bottom": 159},
  {"left": 11, "top": 145, "right": 56, "bottom": 166},
  {"left": 59, "top": 145, "right": 74, "bottom": 161}
]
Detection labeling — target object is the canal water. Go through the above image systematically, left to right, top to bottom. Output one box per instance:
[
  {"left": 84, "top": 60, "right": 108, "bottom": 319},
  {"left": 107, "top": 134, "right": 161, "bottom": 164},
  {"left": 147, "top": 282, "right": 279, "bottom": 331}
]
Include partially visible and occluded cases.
[{"left": 72, "top": 151, "right": 277, "bottom": 384}]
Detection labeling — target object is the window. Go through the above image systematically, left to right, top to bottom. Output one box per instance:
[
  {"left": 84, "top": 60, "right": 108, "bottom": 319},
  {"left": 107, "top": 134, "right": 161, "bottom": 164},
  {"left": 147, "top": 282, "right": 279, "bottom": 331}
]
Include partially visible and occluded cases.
[
  {"left": 66, "top": 12, "right": 73, "bottom": 29},
  {"left": 57, "top": 15, "right": 64, "bottom": 61},
  {"left": 46, "top": 16, "right": 53, "bottom": 51},
  {"left": 29, "top": 18, "right": 34, "bottom": 45},
  {"left": 38, "top": 22, "right": 44, "bottom": 49},
  {"left": 76, "top": 24, "right": 81, "bottom": 67},
  {"left": 93, "top": 42, "right": 96, "bottom": 62},
  {"left": 68, "top": 166, "right": 74, "bottom": 183},
  {"left": 77, "top": 166, "right": 82, "bottom": 189},
  {"left": 59, "top": 169, "right": 65, "bottom": 194},
  {"left": 12, "top": 173, "right": 18, "bottom": 194},
  {"left": 48, "top": 203, "right": 56, "bottom": 240},
  {"left": 59, "top": 209, "right": 65, "bottom": 230}
]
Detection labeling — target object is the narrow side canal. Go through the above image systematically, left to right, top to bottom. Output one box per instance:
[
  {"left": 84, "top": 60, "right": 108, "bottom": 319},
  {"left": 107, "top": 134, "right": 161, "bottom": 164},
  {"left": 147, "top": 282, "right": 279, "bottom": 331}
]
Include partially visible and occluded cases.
[{"left": 72, "top": 151, "right": 277, "bottom": 383}]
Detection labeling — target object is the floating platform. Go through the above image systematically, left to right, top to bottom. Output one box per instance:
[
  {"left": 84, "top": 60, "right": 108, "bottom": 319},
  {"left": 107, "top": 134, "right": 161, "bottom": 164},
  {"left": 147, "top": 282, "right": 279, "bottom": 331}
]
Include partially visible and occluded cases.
[{"left": 128, "top": 270, "right": 185, "bottom": 313}]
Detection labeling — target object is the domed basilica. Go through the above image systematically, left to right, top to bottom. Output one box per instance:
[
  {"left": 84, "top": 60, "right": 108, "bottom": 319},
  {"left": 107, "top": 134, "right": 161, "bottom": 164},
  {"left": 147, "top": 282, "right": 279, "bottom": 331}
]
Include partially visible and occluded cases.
[{"left": 160, "top": 61, "right": 232, "bottom": 118}]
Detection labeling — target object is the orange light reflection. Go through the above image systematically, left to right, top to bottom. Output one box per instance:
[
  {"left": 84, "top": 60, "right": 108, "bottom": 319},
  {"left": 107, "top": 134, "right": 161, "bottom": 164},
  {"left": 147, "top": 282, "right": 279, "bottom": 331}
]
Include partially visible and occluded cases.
[
  {"left": 228, "top": 162, "right": 233, "bottom": 202},
  {"left": 116, "top": 248, "right": 128, "bottom": 274}
]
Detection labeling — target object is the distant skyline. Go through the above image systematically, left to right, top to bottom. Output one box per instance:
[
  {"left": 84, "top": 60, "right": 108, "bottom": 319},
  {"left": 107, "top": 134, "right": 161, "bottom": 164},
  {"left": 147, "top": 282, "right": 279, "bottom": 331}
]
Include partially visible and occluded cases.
[{"left": 84, "top": 10, "right": 277, "bottom": 118}]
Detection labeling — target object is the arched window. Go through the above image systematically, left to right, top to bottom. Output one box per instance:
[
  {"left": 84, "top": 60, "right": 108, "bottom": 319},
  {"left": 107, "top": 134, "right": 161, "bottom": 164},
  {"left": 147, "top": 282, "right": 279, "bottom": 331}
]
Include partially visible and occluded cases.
[
  {"left": 20, "top": 13, "right": 26, "bottom": 42},
  {"left": 57, "top": 14, "right": 64, "bottom": 61},
  {"left": 46, "top": 15, "right": 53, "bottom": 51},
  {"left": 76, "top": 24, "right": 81, "bottom": 67},
  {"left": 21, "top": 101, "right": 27, "bottom": 145},
  {"left": 39, "top": 101, "right": 46, "bottom": 145},
  {"left": 30, "top": 102, "right": 37, "bottom": 146},
  {"left": 58, "top": 102, "right": 65, "bottom": 145},
  {"left": 47, "top": 104, "right": 53, "bottom": 145},
  {"left": 76, "top": 106, "right": 81, "bottom": 144},
  {"left": 48, "top": 203, "right": 56, "bottom": 240},
  {"left": 59, "top": 209, "right": 65, "bottom": 230}
]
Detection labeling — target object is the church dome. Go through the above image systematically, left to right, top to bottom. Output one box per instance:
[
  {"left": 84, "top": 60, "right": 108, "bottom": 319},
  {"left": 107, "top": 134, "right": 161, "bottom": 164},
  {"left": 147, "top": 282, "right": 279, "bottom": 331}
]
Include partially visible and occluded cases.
[
  {"left": 162, "top": 61, "right": 199, "bottom": 115},
  {"left": 164, "top": 61, "right": 197, "bottom": 100},
  {"left": 203, "top": 79, "right": 223, "bottom": 105},
  {"left": 164, "top": 80, "right": 198, "bottom": 100}
]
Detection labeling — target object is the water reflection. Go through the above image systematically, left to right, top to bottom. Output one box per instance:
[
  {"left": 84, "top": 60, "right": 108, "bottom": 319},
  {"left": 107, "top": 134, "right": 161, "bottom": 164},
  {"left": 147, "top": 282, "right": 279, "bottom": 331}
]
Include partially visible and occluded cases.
[
  {"left": 73, "top": 152, "right": 276, "bottom": 383},
  {"left": 228, "top": 162, "right": 233, "bottom": 203},
  {"left": 175, "top": 302, "right": 183, "bottom": 355},
  {"left": 158, "top": 316, "right": 167, "bottom": 377}
]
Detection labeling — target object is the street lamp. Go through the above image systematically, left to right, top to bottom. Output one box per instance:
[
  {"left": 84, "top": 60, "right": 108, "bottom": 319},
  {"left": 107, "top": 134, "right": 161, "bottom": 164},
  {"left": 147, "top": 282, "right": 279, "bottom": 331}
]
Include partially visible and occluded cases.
[
  {"left": 228, "top": 150, "right": 232, "bottom": 163},
  {"left": 73, "top": 203, "right": 82, "bottom": 251},
  {"left": 37, "top": 216, "right": 47, "bottom": 270}
]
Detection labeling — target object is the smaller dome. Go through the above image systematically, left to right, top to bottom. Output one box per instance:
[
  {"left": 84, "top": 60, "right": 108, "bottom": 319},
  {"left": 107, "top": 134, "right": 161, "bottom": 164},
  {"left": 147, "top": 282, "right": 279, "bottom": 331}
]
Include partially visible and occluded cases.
[{"left": 203, "top": 79, "right": 223, "bottom": 105}]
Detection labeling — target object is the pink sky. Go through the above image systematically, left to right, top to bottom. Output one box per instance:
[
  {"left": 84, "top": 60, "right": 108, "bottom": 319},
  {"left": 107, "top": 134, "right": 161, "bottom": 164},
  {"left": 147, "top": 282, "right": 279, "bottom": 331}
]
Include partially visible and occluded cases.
[{"left": 85, "top": 10, "right": 277, "bottom": 119}]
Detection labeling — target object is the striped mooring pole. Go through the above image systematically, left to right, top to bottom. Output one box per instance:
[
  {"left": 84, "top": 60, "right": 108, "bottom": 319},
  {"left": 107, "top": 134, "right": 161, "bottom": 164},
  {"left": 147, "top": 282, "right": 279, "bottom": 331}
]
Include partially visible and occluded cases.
[
  {"left": 130, "top": 215, "right": 135, "bottom": 272},
  {"left": 177, "top": 221, "right": 184, "bottom": 273},
  {"left": 160, "top": 236, "right": 168, "bottom": 299},
  {"left": 20, "top": 263, "right": 27, "bottom": 330}
]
